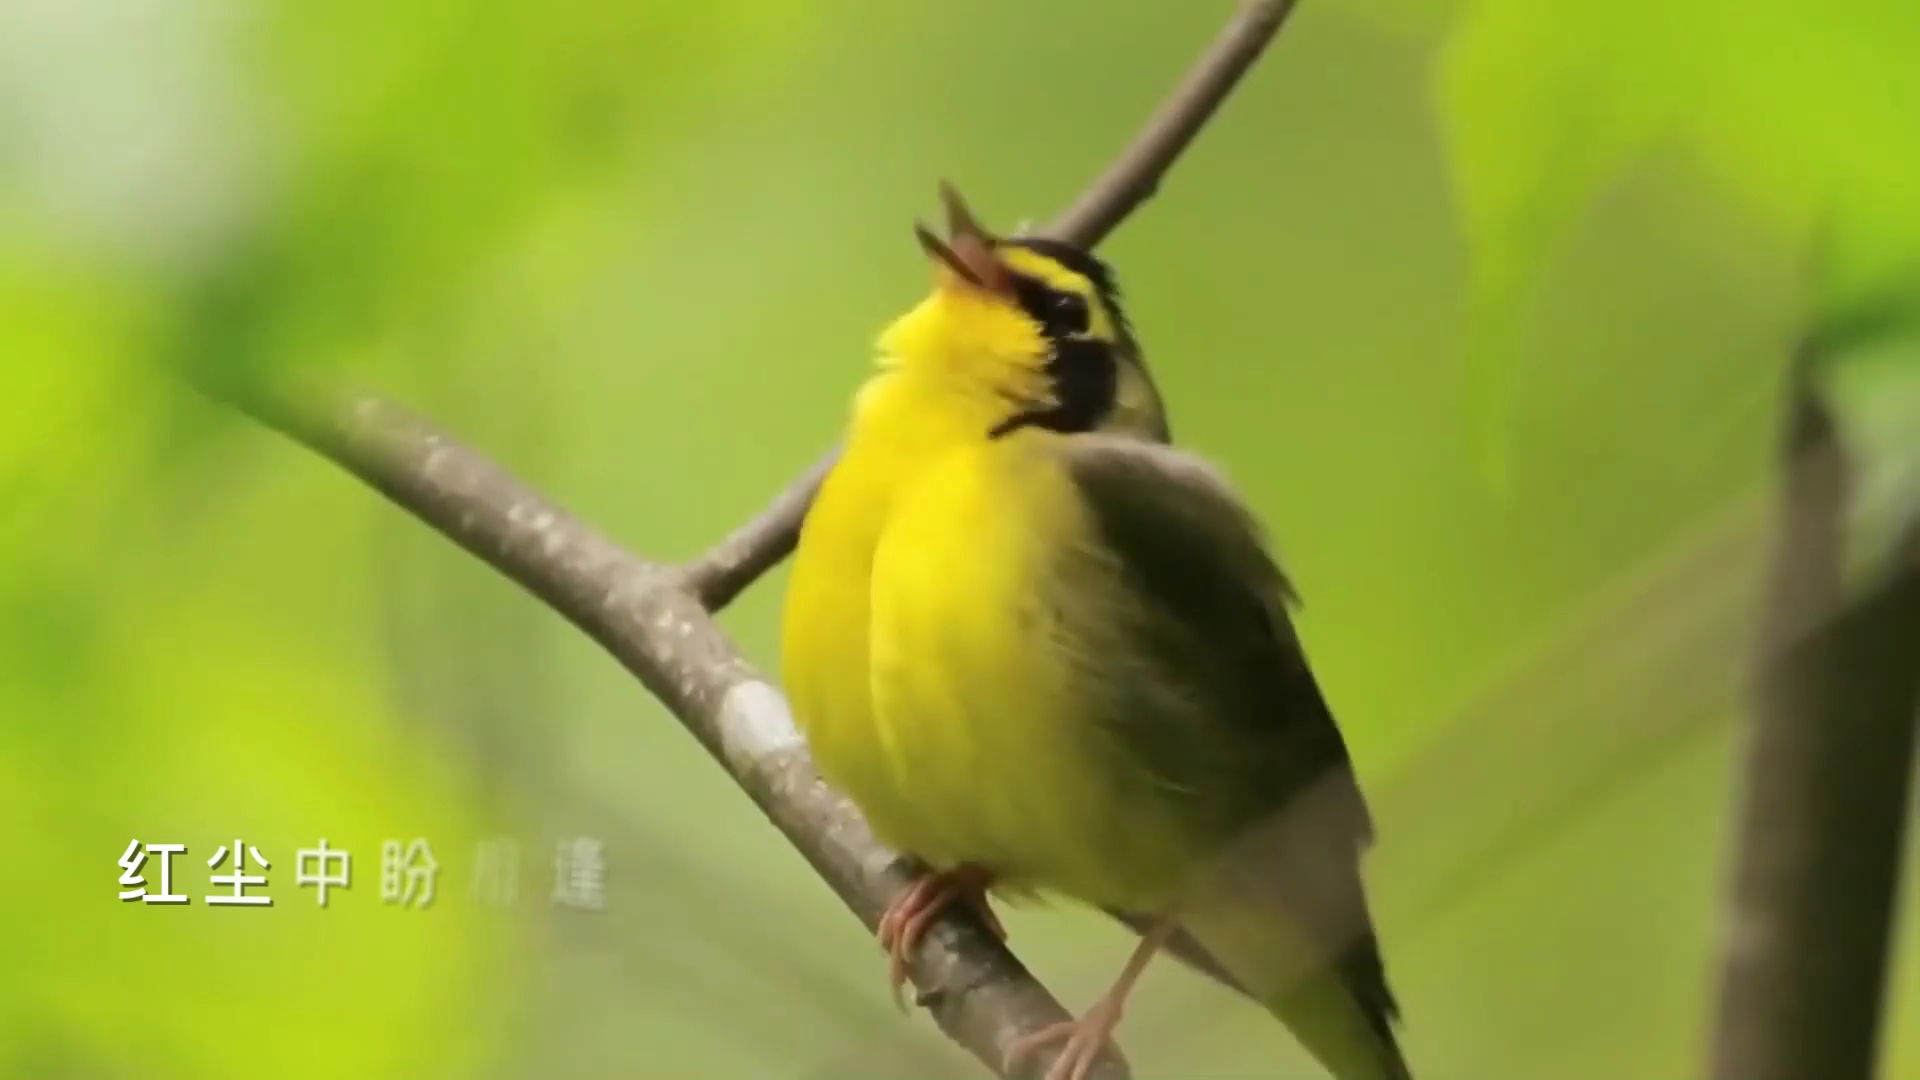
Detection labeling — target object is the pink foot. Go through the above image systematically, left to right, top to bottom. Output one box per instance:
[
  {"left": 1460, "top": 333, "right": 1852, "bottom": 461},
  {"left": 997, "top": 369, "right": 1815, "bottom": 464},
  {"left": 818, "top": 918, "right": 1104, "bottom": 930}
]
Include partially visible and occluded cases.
[
  {"left": 876, "top": 864, "right": 1003, "bottom": 1010},
  {"left": 1002, "top": 916, "right": 1172, "bottom": 1079},
  {"left": 1003, "top": 993, "right": 1128, "bottom": 1080}
]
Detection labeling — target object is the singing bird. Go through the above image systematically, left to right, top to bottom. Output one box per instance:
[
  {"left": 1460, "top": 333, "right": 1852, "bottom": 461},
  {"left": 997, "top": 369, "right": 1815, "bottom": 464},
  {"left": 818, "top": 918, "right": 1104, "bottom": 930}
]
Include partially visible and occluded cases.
[{"left": 780, "top": 185, "right": 1409, "bottom": 1080}]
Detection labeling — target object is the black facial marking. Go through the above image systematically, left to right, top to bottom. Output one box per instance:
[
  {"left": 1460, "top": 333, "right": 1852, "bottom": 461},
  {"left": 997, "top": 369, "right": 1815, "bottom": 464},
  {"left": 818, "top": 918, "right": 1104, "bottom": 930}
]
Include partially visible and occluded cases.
[
  {"left": 1006, "top": 238, "right": 1130, "bottom": 333},
  {"left": 986, "top": 239, "right": 1135, "bottom": 440},
  {"left": 1009, "top": 275, "right": 1091, "bottom": 338},
  {"left": 1052, "top": 291, "right": 1090, "bottom": 335},
  {"left": 989, "top": 337, "right": 1118, "bottom": 438}
]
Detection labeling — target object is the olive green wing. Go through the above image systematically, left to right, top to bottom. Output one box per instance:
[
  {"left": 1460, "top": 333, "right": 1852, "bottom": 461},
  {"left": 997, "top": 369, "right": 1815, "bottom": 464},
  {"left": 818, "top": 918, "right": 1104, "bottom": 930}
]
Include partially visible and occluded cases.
[
  {"left": 1052, "top": 433, "right": 1369, "bottom": 843},
  {"left": 1054, "top": 434, "right": 1403, "bottom": 1072}
]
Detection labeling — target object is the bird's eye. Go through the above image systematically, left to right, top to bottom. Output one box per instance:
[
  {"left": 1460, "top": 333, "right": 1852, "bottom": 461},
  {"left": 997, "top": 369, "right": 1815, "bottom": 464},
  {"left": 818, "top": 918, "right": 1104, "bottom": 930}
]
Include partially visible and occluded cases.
[{"left": 1051, "top": 292, "right": 1090, "bottom": 334}]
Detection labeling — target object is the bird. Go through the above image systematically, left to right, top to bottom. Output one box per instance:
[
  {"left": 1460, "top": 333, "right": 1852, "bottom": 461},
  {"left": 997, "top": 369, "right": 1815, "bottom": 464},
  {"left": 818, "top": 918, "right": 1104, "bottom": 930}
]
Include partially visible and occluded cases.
[{"left": 779, "top": 183, "right": 1410, "bottom": 1080}]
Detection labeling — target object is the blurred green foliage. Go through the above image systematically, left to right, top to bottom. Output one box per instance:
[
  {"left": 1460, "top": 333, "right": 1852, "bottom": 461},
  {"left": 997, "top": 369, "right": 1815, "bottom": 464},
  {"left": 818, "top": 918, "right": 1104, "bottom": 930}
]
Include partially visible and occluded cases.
[
  {"left": 2, "top": 0, "right": 1917, "bottom": 1078},
  {"left": 1440, "top": 0, "right": 1920, "bottom": 483}
]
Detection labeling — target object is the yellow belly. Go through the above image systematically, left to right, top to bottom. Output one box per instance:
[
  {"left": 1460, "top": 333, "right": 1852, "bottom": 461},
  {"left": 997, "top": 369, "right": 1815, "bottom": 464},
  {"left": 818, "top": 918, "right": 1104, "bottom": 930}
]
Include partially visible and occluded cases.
[
  {"left": 781, "top": 385, "right": 1189, "bottom": 911},
  {"left": 873, "top": 437, "right": 1189, "bottom": 908},
  {"left": 780, "top": 445, "right": 922, "bottom": 855}
]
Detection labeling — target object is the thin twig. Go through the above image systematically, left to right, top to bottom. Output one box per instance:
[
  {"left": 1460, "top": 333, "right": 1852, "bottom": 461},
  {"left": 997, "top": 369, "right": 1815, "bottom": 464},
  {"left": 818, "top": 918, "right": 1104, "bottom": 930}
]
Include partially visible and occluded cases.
[
  {"left": 684, "top": 0, "right": 1300, "bottom": 614},
  {"left": 1043, "top": 0, "right": 1301, "bottom": 249},
  {"left": 1704, "top": 344, "right": 1920, "bottom": 1080},
  {"left": 682, "top": 450, "right": 836, "bottom": 610}
]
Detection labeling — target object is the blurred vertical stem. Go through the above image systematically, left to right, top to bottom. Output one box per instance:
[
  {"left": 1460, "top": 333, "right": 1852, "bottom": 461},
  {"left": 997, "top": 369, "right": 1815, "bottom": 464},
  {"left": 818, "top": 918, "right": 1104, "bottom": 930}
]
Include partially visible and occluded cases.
[{"left": 1706, "top": 342, "right": 1920, "bottom": 1080}]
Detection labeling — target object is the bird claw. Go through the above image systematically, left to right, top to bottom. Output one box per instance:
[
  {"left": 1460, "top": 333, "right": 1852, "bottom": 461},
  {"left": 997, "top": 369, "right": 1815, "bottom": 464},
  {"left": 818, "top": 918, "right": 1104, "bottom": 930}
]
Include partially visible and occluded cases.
[
  {"left": 876, "top": 864, "right": 1003, "bottom": 1012},
  {"left": 1002, "top": 996, "right": 1127, "bottom": 1080}
]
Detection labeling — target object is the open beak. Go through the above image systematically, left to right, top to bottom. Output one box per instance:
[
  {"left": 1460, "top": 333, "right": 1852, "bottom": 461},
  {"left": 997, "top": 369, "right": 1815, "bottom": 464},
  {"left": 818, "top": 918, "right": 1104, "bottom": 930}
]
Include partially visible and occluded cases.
[
  {"left": 915, "top": 181, "right": 1008, "bottom": 294},
  {"left": 914, "top": 223, "right": 980, "bottom": 286}
]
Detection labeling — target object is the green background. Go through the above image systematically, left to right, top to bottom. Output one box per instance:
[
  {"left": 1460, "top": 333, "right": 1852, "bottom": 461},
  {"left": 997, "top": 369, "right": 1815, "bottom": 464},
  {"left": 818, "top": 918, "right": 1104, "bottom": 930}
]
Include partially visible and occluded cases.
[{"left": 3, "top": 0, "right": 1917, "bottom": 1076}]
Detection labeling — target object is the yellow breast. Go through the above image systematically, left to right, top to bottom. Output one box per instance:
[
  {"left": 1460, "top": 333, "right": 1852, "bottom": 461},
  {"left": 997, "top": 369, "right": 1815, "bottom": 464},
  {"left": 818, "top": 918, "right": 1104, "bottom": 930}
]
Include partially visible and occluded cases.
[
  {"left": 781, "top": 290, "right": 1189, "bottom": 906},
  {"left": 781, "top": 361, "right": 1084, "bottom": 867},
  {"left": 780, "top": 368, "right": 988, "bottom": 856},
  {"left": 783, "top": 379, "right": 1190, "bottom": 906},
  {"left": 864, "top": 436, "right": 1085, "bottom": 875},
  {"left": 780, "top": 460, "right": 907, "bottom": 849}
]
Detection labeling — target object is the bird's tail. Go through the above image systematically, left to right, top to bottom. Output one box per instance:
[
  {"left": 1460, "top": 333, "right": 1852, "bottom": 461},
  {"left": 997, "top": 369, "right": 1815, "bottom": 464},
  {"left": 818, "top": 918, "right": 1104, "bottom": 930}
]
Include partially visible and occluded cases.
[
  {"left": 1183, "top": 906, "right": 1412, "bottom": 1080},
  {"left": 1260, "top": 955, "right": 1411, "bottom": 1080}
]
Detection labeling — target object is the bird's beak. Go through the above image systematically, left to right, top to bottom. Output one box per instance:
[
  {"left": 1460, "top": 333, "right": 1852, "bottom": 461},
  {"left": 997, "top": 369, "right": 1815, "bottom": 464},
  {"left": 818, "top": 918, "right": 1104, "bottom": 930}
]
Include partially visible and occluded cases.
[{"left": 916, "top": 181, "right": 1009, "bottom": 295}]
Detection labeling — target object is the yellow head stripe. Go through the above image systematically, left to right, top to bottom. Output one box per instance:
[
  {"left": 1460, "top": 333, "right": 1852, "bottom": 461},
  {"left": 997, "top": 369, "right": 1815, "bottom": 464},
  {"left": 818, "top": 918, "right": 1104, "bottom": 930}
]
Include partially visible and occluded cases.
[
  {"left": 996, "top": 246, "right": 1120, "bottom": 342},
  {"left": 998, "top": 246, "right": 1095, "bottom": 297}
]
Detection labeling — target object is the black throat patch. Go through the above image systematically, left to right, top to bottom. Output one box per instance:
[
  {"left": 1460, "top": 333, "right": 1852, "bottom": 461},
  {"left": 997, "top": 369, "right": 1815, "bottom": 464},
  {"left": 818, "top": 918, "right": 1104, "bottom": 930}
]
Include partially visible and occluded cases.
[{"left": 990, "top": 239, "right": 1128, "bottom": 438}]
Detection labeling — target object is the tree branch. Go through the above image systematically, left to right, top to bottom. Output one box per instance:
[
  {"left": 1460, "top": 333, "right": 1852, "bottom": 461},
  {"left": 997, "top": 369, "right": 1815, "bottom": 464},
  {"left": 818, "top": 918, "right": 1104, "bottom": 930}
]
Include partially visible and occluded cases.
[
  {"left": 1704, "top": 345, "right": 1920, "bottom": 1080},
  {"left": 222, "top": 379, "right": 1110, "bottom": 1080},
  {"left": 682, "top": 450, "right": 835, "bottom": 610}
]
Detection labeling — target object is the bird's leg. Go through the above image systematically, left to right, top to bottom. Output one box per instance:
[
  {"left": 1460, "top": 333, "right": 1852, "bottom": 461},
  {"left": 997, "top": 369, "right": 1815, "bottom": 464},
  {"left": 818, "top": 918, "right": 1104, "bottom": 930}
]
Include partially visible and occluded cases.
[
  {"left": 876, "top": 862, "right": 1003, "bottom": 1010},
  {"left": 1003, "top": 918, "right": 1174, "bottom": 1080}
]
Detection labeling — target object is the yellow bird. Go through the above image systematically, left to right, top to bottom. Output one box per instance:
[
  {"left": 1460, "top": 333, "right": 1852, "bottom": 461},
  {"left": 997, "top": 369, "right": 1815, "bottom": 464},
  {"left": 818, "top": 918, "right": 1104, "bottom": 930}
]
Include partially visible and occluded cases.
[{"left": 781, "top": 185, "right": 1409, "bottom": 1080}]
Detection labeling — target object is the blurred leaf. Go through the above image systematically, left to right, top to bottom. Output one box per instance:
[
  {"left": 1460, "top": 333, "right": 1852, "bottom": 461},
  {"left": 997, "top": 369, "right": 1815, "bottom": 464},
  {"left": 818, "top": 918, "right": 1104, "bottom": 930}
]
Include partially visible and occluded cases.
[
  {"left": 245, "top": 0, "right": 798, "bottom": 386},
  {"left": 1439, "top": 0, "right": 1920, "bottom": 487}
]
